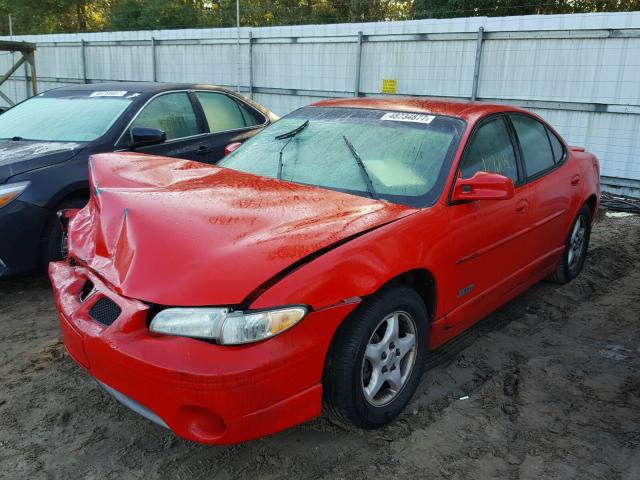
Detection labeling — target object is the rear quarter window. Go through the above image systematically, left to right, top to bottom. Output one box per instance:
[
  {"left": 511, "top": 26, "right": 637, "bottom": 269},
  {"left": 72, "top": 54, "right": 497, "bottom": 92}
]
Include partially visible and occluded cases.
[
  {"left": 510, "top": 114, "right": 555, "bottom": 178},
  {"left": 547, "top": 128, "right": 565, "bottom": 163}
]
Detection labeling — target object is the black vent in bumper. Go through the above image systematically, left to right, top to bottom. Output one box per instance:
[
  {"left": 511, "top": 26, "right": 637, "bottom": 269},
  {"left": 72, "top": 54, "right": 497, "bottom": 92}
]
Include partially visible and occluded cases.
[{"left": 89, "top": 297, "right": 121, "bottom": 327}]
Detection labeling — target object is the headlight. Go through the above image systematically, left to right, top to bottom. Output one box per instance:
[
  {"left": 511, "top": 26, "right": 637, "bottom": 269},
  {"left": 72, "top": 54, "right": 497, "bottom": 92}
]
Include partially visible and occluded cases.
[
  {"left": 0, "top": 181, "right": 29, "bottom": 208},
  {"left": 149, "top": 306, "right": 307, "bottom": 345}
]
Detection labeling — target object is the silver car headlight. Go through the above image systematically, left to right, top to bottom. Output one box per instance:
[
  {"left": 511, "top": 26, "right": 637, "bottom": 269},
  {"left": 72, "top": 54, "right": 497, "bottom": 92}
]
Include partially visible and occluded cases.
[
  {"left": 0, "top": 181, "right": 30, "bottom": 208},
  {"left": 149, "top": 306, "right": 307, "bottom": 345}
]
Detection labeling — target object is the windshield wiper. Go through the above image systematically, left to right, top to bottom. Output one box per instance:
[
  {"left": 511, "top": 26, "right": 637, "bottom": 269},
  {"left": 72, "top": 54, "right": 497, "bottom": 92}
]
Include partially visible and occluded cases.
[
  {"left": 275, "top": 120, "right": 309, "bottom": 180},
  {"left": 275, "top": 120, "right": 309, "bottom": 141},
  {"left": 342, "top": 135, "right": 378, "bottom": 200}
]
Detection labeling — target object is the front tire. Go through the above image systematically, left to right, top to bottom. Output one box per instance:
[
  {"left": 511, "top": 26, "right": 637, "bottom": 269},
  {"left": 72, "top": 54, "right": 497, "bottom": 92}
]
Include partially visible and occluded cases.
[
  {"left": 42, "top": 197, "right": 88, "bottom": 266},
  {"left": 549, "top": 204, "right": 592, "bottom": 284},
  {"left": 323, "top": 286, "right": 429, "bottom": 429}
]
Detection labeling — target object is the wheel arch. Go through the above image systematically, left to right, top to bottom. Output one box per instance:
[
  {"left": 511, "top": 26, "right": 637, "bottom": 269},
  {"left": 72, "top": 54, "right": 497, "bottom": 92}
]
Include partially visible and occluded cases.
[
  {"left": 46, "top": 183, "right": 90, "bottom": 211},
  {"left": 39, "top": 186, "right": 91, "bottom": 267},
  {"left": 585, "top": 193, "right": 598, "bottom": 221},
  {"left": 323, "top": 267, "right": 438, "bottom": 361},
  {"left": 371, "top": 268, "right": 437, "bottom": 321}
]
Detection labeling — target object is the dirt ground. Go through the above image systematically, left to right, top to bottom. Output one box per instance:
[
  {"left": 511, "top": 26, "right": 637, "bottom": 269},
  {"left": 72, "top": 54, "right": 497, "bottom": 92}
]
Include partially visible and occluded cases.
[{"left": 1, "top": 214, "right": 639, "bottom": 480}]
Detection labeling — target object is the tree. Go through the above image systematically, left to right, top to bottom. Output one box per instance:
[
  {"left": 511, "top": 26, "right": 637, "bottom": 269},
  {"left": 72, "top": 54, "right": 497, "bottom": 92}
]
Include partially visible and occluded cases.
[
  {"left": 0, "top": 0, "right": 639, "bottom": 35},
  {"left": 0, "top": 0, "right": 108, "bottom": 35},
  {"left": 108, "top": 0, "right": 230, "bottom": 31},
  {"left": 411, "top": 0, "right": 640, "bottom": 18}
]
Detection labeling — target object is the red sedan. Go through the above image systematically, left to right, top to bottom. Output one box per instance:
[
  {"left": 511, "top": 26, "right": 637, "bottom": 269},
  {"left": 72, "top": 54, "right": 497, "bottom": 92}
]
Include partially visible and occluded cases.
[{"left": 49, "top": 98, "right": 600, "bottom": 444}]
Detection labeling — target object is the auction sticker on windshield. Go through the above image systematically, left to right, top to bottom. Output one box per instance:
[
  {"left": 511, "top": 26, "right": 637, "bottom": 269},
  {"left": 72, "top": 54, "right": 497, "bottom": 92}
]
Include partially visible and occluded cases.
[
  {"left": 90, "top": 91, "right": 128, "bottom": 97},
  {"left": 381, "top": 112, "right": 435, "bottom": 124}
]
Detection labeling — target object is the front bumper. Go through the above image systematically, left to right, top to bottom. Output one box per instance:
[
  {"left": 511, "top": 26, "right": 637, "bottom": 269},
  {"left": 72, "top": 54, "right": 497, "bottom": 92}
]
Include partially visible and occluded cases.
[
  {"left": 0, "top": 199, "right": 49, "bottom": 277},
  {"left": 49, "top": 261, "right": 357, "bottom": 444}
]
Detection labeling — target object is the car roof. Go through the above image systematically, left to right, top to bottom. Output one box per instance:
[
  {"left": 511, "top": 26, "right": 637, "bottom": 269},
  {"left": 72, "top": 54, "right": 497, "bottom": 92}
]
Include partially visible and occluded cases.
[
  {"left": 36, "top": 81, "right": 277, "bottom": 122},
  {"left": 41, "top": 82, "right": 238, "bottom": 96},
  {"left": 311, "top": 97, "right": 531, "bottom": 124}
]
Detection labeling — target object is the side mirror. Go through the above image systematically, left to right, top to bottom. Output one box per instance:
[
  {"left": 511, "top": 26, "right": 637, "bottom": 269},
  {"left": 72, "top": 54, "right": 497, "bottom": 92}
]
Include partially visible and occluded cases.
[
  {"left": 130, "top": 127, "right": 166, "bottom": 148},
  {"left": 224, "top": 142, "right": 242, "bottom": 156},
  {"left": 451, "top": 171, "right": 514, "bottom": 202}
]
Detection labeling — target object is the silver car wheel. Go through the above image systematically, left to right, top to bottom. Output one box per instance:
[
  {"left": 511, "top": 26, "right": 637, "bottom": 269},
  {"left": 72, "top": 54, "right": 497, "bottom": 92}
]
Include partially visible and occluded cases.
[
  {"left": 568, "top": 215, "right": 586, "bottom": 270},
  {"left": 361, "top": 311, "right": 417, "bottom": 407}
]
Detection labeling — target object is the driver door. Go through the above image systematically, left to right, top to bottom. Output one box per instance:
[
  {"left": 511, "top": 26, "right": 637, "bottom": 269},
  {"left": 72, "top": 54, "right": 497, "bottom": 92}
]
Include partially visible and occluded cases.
[{"left": 443, "top": 115, "right": 535, "bottom": 328}]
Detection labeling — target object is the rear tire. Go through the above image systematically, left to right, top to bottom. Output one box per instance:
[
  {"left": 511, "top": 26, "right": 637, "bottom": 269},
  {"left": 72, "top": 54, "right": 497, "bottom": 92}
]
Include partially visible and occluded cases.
[
  {"left": 42, "top": 196, "right": 88, "bottom": 266},
  {"left": 549, "top": 204, "right": 592, "bottom": 284},
  {"left": 322, "top": 286, "right": 429, "bottom": 429}
]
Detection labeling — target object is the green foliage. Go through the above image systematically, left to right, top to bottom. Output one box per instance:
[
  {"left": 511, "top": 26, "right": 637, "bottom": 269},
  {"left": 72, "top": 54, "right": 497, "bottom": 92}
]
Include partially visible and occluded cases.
[
  {"left": 0, "top": 0, "right": 638, "bottom": 35},
  {"left": 0, "top": 0, "right": 109, "bottom": 35},
  {"left": 411, "top": 0, "right": 640, "bottom": 18}
]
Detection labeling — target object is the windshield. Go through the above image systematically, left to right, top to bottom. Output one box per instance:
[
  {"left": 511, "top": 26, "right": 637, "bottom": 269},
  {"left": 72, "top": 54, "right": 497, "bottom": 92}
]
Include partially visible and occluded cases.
[
  {"left": 0, "top": 95, "right": 133, "bottom": 142},
  {"left": 220, "top": 106, "right": 465, "bottom": 207}
]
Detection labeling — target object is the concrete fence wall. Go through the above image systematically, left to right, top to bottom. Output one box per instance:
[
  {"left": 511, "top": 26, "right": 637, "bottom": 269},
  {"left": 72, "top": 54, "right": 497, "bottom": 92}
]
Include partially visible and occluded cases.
[{"left": 1, "top": 11, "right": 639, "bottom": 194}]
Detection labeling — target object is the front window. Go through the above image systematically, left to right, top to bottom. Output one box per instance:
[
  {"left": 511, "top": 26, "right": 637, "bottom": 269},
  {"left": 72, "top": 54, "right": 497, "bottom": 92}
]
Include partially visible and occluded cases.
[
  {"left": 129, "top": 92, "right": 200, "bottom": 141},
  {"left": 0, "top": 94, "right": 133, "bottom": 142},
  {"left": 220, "top": 107, "right": 465, "bottom": 207},
  {"left": 460, "top": 117, "right": 519, "bottom": 183}
]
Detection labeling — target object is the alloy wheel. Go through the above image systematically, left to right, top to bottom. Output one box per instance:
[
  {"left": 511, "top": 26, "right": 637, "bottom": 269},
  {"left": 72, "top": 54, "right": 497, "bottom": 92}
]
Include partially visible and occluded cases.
[
  {"left": 568, "top": 215, "right": 586, "bottom": 270},
  {"left": 361, "top": 311, "right": 417, "bottom": 406}
]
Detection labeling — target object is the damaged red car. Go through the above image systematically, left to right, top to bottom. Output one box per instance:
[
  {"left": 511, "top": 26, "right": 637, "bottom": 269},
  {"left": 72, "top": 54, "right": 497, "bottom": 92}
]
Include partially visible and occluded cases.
[{"left": 49, "top": 98, "right": 600, "bottom": 444}]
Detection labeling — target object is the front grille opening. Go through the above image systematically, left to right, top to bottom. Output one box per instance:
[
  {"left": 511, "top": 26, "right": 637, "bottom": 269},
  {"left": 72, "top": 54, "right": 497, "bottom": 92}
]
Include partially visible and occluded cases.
[
  {"left": 79, "top": 280, "right": 94, "bottom": 302},
  {"left": 89, "top": 297, "right": 122, "bottom": 327}
]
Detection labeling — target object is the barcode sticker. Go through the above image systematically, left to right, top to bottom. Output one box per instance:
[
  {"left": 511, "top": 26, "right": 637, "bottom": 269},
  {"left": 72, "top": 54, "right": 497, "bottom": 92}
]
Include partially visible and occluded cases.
[
  {"left": 90, "top": 91, "right": 128, "bottom": 97},
  {"left": 381, "top": 112, "right": 435, "bottom": 124}
]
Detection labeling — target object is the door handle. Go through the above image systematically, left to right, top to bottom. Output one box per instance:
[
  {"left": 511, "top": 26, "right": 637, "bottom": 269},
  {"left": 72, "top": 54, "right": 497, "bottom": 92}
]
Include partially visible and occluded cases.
[
  {"left": 196, "top": 146, "right": 213, "bottom": 155},
  {"left": 571, "top": 174, "right": 581, "bottom": 186},
  {"left": 515, "top": 199, "right": 529, "bottom": 214}
]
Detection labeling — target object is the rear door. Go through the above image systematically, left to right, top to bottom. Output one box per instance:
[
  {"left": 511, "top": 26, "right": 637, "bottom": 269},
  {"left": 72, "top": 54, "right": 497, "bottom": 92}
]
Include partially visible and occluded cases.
[
  {"left": 119, "top": 91, "right": 210, "bottom": 161},
  {"left": 192, "top": 91, "right": 268, "bottom": 163},
  {"left": 507, "top": 113, "right": 573, "bottom": 270},
  {"left": 444, "top": 114, "right": 535, "bottom": 323}
]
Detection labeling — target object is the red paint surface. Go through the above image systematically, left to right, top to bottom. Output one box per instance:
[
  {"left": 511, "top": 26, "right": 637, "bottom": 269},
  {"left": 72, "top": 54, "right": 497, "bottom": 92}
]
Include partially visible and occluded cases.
[
  {"left": 50, "top": 98, "right": 600, "bottom": 444},
  {"left": 70, "top": 153, "right": 415, "bottom": 306}
]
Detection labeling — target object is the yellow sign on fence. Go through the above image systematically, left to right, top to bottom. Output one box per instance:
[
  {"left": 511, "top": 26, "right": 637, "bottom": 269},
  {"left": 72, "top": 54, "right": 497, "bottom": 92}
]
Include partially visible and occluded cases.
[{"left": 381, "top": 79, "right": 397, "bottom": 94}]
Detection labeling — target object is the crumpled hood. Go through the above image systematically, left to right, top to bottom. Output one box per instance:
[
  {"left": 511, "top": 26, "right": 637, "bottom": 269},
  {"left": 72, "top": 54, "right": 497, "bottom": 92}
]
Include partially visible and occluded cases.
[
  {"left": 0, "top": 140, "right": 83, "bottom": 182},
  {"left": 68, "top": 153, "right": 416, "bottom": 306}
]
